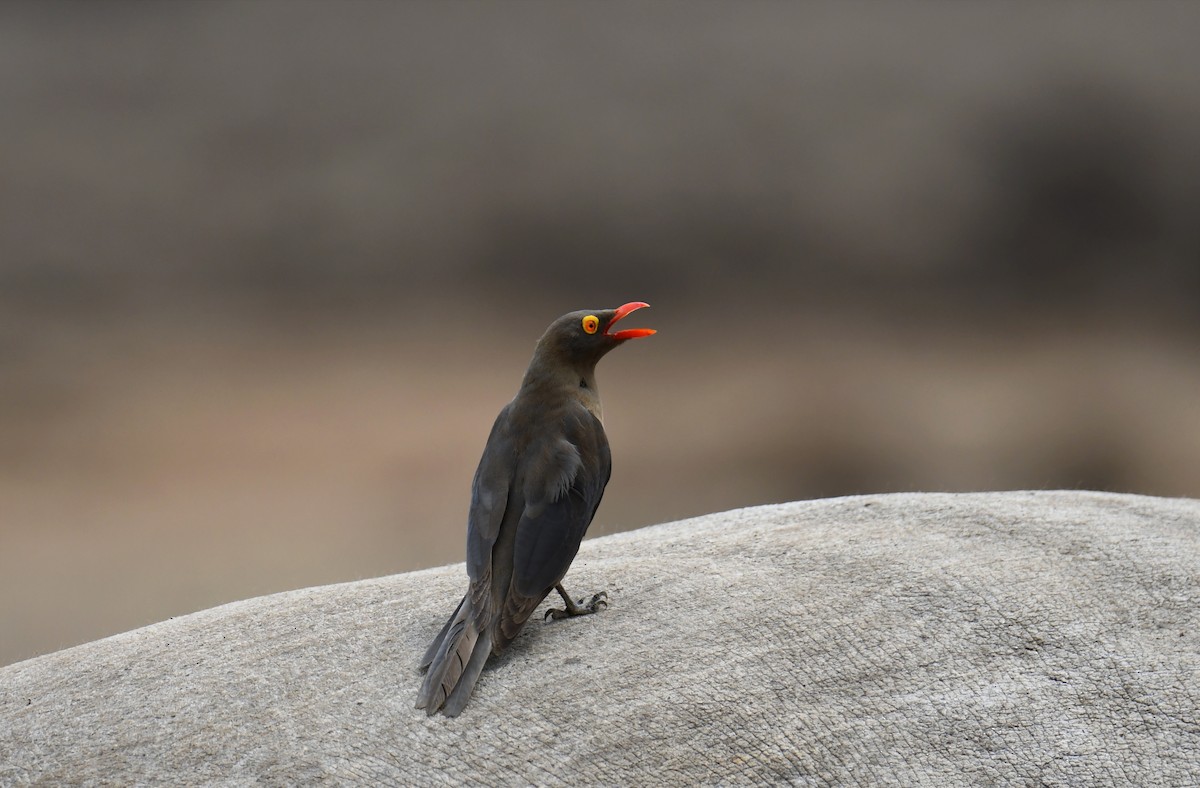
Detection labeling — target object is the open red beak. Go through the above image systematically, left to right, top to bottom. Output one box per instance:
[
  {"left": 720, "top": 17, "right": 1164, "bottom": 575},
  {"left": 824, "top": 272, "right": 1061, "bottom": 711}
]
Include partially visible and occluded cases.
[{"left": 605, "top": 301, "right": 656, "bottom": 340}]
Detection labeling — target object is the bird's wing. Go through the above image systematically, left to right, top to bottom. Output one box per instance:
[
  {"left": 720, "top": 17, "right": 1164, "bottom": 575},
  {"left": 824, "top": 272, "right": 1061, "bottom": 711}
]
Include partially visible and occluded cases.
[
  {"left": 465, "top": 405, "right": 516, "bottom": 584},
  {"left": 498, "top": 407, "right": 611, "bottom": 641}
]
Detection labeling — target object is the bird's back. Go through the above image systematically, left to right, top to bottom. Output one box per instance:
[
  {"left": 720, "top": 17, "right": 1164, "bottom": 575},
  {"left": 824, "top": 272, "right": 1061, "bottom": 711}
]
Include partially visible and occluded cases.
[{"left": 476, "top": 393, "right": 611, "bottom": 652}]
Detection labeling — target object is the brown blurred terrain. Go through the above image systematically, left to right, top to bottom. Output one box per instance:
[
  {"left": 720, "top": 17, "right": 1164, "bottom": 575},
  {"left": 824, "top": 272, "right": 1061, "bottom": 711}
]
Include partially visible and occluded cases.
[{"left": 3, "top": 1, "right": 1200, "bottom": 667}]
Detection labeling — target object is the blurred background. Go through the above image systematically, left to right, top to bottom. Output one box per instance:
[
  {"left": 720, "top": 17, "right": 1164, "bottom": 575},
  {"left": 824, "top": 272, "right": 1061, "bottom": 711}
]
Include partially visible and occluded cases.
[{"left": 3, "top": 1, "right": 1199, "bottom": 667}]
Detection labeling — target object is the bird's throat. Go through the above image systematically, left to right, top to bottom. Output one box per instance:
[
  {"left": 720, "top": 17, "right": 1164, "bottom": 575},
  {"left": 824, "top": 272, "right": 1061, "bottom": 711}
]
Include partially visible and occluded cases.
[{"left": 576, "top": 372, "right": 603, "bottom": 422}]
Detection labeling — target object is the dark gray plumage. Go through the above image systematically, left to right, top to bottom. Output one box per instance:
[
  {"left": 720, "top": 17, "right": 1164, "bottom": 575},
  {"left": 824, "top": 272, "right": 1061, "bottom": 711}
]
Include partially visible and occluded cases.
[{"left": 415, "top": 303, "right": 654, "bottom": 716}]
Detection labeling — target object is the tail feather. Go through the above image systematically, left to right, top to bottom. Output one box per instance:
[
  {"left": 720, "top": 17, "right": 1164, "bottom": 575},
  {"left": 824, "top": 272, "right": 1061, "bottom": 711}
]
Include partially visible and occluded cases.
[
  {"left": 418, "top": 595, "right": 465, "bottom": 672},
  {"left": 415, "top": 596, "right": 492, "bottom": 715},
  {"left": 440, "top": 627, "right": 493, "bottom": 717}
]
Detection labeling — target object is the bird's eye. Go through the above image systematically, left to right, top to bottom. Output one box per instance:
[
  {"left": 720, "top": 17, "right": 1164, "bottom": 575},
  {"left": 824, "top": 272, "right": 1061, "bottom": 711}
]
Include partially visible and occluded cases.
[{"left": 581, "top": 315, "right": 599, "bottom": 334}]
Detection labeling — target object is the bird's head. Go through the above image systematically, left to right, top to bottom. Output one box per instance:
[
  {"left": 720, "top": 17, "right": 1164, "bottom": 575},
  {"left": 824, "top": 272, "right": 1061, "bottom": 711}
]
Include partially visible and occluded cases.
[{"left": 528, "top": 302, "right": 656, "bottom": 378}]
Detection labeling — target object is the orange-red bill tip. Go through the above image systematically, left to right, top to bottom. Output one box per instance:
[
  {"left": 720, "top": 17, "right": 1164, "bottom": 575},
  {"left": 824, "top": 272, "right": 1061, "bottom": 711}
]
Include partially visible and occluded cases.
[{"left": 606, "top": 301, "right": 655, "bottom": 340}]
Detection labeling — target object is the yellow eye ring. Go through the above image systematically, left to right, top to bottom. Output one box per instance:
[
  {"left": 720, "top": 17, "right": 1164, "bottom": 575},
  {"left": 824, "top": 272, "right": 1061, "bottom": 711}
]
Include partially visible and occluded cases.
[{"left": 581, "top": 315, "right": 600, "bottom": 334}]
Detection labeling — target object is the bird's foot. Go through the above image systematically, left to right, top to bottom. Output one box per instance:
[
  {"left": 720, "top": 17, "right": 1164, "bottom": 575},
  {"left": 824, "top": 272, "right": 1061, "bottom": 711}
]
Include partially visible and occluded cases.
[{"left": 544, "top": 589, "right": 607, "bottom": 621}]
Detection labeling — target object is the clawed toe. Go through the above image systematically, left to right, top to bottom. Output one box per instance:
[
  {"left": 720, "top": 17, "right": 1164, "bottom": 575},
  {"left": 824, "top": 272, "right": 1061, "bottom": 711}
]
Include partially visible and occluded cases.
[{"left": 544, "top": 585, "right": 609, "bottom": 621}]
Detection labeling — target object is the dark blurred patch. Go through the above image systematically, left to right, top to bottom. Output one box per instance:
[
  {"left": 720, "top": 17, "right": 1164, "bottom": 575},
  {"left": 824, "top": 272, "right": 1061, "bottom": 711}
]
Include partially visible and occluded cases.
[{"left": 965, "top": 84, "right": 1177, "bottom": 304}]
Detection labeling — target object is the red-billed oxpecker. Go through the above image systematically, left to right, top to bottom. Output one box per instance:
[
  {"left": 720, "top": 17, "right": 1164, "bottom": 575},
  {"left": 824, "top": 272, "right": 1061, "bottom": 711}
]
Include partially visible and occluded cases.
[{"left": 416, "top": 302, "right": 655, "bottom": 716}]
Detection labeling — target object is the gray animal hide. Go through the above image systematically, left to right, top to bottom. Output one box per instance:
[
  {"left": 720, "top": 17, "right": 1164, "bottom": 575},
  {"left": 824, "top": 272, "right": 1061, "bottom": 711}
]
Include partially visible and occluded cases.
[{"left": 2, "top": 492, "right": 1198, "bottom": 785}]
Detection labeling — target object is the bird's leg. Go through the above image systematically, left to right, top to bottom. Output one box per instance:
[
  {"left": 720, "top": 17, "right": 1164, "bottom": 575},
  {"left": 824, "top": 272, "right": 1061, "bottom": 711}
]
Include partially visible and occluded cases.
[{"left": 544, "top": 583, "right": 608, "bottom": 621}]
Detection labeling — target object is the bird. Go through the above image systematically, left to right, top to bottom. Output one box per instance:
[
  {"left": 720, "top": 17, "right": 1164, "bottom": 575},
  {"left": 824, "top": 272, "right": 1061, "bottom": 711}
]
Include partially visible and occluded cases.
[{"left": 415, "top": 302, "right": 655, "bottom": 716}]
